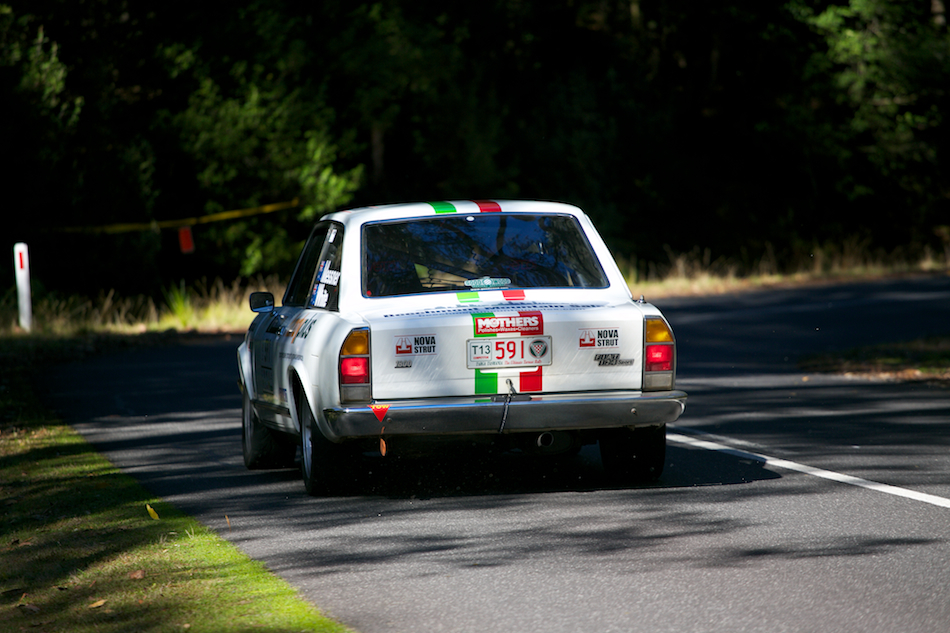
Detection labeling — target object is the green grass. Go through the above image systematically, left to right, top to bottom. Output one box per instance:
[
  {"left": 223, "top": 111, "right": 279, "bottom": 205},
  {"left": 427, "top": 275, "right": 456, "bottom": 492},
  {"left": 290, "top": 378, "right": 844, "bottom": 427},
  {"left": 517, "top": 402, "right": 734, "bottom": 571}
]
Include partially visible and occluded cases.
[{"left": 0, "top": 334, "right": 349, "bottom": 633}]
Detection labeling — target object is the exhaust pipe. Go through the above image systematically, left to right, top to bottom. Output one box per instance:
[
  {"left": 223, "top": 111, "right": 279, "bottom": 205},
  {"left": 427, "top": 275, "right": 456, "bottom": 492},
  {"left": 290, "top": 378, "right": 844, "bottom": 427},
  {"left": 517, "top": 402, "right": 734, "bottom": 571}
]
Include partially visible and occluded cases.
[{"left": 536, "top": 432, "right": 555, "bottom": 448}]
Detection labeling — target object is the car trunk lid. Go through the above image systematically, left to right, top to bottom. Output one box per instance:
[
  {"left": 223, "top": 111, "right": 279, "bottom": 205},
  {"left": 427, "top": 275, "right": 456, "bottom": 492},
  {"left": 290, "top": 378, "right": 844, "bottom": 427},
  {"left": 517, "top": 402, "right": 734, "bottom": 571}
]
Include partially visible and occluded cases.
[{"left": 366, "top": 299, "right": 646, "bottom": 400}]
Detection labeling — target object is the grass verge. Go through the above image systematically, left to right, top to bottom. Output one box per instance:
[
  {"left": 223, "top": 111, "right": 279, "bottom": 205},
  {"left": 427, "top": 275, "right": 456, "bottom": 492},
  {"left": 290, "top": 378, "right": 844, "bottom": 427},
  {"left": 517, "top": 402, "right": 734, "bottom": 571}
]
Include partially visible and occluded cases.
[
  {"left": 0, "top": 276, "right": 284, "bottom": 336},
  {"left": 0, "top": 334, "right": 349, "bottom": 633},
  {"left": 800, "top": 336, "right": 950, "bottom": 388}
]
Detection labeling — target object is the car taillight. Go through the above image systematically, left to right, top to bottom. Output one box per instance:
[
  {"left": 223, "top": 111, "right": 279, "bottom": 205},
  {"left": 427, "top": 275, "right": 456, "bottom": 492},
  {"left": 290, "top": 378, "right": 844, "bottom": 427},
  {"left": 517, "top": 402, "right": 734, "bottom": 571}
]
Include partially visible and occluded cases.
[
  {"left": 643, "top": 317, "right": 675, "bottom": 391},
  {"left": 340, "top": 328, "right": 371, "bottom": 402},
  {"left": 645, "top": 344, "right": 673, "bottom": 372},
  {"left": 340, "top": 357, "right": 369, "bottom": 383}
]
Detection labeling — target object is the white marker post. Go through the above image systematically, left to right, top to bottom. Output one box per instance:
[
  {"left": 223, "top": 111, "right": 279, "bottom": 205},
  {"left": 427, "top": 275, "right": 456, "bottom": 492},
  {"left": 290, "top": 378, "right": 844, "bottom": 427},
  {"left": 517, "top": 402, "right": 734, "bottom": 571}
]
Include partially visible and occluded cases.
[{"left": 14, "top": 243, "right": 32, "bottom": 332}]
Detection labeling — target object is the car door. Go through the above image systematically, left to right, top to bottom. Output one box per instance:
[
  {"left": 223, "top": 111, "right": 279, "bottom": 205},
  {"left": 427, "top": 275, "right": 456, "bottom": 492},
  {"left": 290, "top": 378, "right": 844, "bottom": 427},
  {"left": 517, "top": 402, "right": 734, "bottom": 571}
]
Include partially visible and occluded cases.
[
  {"left": 268, "top": 222, "right": 345, "bottom": 420},
  {"left": 252, "top": 225, "right": 328, "bottom": 414}
]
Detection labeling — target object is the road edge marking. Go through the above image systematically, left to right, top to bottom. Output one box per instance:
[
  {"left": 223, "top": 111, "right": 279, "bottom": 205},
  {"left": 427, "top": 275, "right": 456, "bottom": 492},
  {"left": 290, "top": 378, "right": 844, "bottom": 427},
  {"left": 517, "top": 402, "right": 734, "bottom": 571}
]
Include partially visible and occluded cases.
[{"left": 668, "top": 432, "right": 950, "bottom": 510}]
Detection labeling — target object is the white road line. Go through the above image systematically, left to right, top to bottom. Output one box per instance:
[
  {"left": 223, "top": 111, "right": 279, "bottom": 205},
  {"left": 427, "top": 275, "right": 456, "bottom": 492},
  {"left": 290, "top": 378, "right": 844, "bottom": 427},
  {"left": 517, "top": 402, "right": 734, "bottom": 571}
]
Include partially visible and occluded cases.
[{"left": 668, "top": 432, "right": 950, "bottom": 510}]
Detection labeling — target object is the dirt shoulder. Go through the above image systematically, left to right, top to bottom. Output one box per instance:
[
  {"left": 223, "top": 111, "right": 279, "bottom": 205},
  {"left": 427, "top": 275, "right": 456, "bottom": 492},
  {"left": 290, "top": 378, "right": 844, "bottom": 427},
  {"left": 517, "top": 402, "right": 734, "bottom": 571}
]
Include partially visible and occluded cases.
[{"left": 800, "top": 336, "right": 950, "bottom": 389}]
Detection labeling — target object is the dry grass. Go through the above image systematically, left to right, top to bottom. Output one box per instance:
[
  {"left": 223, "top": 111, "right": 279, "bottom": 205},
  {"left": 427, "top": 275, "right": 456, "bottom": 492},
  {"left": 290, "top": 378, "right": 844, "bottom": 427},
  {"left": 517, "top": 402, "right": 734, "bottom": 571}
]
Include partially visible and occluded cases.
[
  {"left": 623, "top": 239, "right": 950, "bottom": 299},
  {"left": 0, "top": 276, "right": 284, "bottom": 336},
  {"left": 800, "top": 337, "right": 950, "bottom": 388}
]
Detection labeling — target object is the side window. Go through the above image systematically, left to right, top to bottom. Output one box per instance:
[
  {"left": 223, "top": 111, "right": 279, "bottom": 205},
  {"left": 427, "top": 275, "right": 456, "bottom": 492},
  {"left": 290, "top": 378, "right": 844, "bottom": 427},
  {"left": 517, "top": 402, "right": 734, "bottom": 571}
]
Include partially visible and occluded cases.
[
  {"left": 309, "top": 225, "right": 343, "bottom": 311},
  {"left": 283, "top": 226, "right": 328, "bottom": 307}
]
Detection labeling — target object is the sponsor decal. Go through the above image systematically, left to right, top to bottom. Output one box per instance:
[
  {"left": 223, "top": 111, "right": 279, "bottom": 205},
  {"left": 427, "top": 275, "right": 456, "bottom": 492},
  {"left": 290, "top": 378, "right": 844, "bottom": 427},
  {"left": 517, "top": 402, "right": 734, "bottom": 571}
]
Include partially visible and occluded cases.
[
  {"left": 320, "top": 267, "right": 341, "bottom": 286},
  {"left": 465, "top": 276, "right": 510, "bottom": 289},
  {"left": 312, "top": 284, "right": 329, "bottom": 308},
  {"left": 502, "top": 289, "right": 525, "bottom": 301},
  {"left": 474, "top": 312, "right": 543, "bottom": 336},
  {"left": 290, "top": 317, "right": 316, "bottom": 342},
  {"left": 283, "top": 318, "right": 304, "bottom": 338},
  {"left": 579, "top": 328, "right": 620, "bottom": 349},
  {"left": 394, "top": 334, "right": 438, "bottom": 355},
  {"left": 529, "top": 339, "right": 548, "bottom": 358},
  {"left": 594, "top": 353, "right": 634, "bottom": 367},
  {"left": 370, "top": 404, "right": 390, "bottom": 422}
]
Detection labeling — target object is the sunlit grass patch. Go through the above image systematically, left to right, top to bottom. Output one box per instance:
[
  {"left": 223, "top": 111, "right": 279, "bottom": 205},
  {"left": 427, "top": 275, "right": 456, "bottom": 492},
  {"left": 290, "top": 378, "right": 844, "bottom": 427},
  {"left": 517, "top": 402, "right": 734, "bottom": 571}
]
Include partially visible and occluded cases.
[{"left": 0, "top": 335, "right": 349, "bottom": 633}]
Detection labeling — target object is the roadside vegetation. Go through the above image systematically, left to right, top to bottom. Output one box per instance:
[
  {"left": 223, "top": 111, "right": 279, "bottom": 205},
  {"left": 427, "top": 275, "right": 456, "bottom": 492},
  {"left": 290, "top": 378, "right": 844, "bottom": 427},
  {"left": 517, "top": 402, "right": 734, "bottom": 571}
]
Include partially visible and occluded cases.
[
  {"left": 626, "top": 238, "right": 950, "bottom": 299},
  {"left": 4, "top": 241, "right": 949, "bottom": 337},
  {"left": 0, "top": 276, "right": 284, "bottom": 337},
  {"left": 0, "top": 335, "right": 349, "bottom": 633},
  {"left": 801, "top": 337, "right": 950, "bottom": 389}
]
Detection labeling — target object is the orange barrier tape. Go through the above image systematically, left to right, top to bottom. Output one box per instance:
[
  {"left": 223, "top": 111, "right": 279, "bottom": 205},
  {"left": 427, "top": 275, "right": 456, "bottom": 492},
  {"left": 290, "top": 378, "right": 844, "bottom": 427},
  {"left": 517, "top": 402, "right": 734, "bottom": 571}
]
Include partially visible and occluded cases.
[{"left": 60, "top": 198, "right": 300, "bottom": 234}]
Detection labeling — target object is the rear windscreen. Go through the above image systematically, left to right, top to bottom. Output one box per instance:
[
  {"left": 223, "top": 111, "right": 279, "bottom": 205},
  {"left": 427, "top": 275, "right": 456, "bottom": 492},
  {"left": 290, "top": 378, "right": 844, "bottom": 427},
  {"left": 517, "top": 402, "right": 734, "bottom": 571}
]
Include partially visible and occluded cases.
[{"left": 362, "top": 214, "right": 608, "bottom": 297}]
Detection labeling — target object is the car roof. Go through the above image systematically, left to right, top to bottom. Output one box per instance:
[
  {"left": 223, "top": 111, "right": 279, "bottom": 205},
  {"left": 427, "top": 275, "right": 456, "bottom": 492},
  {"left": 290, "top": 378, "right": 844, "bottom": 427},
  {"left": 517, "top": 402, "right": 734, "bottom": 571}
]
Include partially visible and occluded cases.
[{"left": 322, "top": 199, "right": 586, "bottom": 227}]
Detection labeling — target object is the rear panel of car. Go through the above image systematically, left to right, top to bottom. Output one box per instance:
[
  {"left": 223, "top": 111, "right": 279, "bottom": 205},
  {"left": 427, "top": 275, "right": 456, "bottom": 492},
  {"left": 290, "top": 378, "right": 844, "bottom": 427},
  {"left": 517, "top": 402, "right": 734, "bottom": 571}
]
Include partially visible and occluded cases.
[{"left": 365, "top": 297, "right": 646, "bottom": 399}]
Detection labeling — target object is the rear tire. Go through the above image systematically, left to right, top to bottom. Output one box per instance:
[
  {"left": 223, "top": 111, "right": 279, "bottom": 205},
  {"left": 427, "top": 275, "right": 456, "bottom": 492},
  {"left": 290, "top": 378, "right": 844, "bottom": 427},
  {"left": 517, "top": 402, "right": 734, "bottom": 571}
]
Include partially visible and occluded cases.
[
  {"left": 242, "top": 390, "right": 296, "bottom": 469},
  {"left": 300, "top": 397, "right": 348, "bottom": 496},
  {"left": 599, "top": 424, "right": 666, "bottom": 484}
]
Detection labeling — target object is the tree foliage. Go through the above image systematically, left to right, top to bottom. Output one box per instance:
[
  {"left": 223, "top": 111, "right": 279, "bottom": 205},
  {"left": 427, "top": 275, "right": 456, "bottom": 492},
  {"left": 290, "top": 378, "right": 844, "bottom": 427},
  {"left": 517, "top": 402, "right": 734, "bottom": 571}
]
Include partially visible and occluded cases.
[{"left": 2, "top": 0, "right": 948, "bottom": 295}]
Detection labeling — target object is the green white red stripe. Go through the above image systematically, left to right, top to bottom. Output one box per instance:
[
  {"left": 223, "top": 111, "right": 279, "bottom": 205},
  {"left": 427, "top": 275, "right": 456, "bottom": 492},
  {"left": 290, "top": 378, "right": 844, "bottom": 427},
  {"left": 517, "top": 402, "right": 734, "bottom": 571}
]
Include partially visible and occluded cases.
[
  {"left": 427, "top": 200, "right": 502, "bottom": 214},
  {"left": 470, "top": 310, "right": 544, "bottom": 394}
]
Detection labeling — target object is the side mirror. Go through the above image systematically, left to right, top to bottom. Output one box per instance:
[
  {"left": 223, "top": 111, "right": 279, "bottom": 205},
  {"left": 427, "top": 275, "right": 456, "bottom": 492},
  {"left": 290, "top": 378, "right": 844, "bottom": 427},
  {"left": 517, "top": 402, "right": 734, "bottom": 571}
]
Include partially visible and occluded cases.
[{"left": 249, "top": 291, "right": 275, "bottom": 313}]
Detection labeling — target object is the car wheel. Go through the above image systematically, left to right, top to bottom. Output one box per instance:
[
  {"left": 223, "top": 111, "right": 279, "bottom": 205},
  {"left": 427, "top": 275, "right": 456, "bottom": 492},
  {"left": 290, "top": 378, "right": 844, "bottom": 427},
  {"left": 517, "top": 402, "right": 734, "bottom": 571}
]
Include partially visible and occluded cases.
[
  {"left": 242, "top": 390, "right": 296, "bottom": 469},
  {"left": 299, "top": 397, "right": 347, "bottom": 496},
  {"left": 599, "top": 424, "right": 666, "bottom": 484}
]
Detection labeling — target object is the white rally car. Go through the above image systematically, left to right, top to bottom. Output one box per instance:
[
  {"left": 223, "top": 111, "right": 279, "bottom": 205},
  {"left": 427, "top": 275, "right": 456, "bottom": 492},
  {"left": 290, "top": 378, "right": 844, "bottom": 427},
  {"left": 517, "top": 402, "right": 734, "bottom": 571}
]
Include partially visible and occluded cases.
[{"left": 237, "top": 200, "right": 686, "bottom": 495}]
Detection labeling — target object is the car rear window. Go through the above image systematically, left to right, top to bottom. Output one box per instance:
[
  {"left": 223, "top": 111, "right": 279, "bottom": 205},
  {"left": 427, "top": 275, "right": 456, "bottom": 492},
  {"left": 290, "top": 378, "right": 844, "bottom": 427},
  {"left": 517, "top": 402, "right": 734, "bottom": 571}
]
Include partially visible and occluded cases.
[{"left": 362, "top": 213, "right": 608, "bottom": 297}]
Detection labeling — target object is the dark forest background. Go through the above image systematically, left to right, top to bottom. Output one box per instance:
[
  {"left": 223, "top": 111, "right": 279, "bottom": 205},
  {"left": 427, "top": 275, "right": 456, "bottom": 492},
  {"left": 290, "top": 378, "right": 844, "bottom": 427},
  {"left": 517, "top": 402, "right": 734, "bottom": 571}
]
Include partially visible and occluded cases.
[{"left": 3, "top": 0, "right": 948, "bottom": 299}]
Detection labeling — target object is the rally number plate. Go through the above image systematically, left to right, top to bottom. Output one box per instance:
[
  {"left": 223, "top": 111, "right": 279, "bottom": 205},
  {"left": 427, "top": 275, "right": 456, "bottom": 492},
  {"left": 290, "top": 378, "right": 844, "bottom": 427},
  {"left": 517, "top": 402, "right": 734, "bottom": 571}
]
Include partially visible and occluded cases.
[{"left": 466, "top": 336, "right": 552, "bottom": 369}]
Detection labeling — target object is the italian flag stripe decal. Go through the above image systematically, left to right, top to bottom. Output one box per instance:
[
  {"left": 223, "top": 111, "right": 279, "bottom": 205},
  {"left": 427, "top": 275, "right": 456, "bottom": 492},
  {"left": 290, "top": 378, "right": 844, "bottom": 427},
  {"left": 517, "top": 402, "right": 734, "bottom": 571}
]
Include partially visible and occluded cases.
[
  {"left": 428, "top": 200, "right": 503, "bottom": 215},
  {"left": 473, "top": 200, "right": 501, "bottom": 213},
  {"left": 429, "top": 201, "right": 456, "bottom": 214},
  {"left": 456, "top": 290, "right": 526, "bottom": 304},
  {"left": 519, "top": 368, "right": 542, "bottom": 392},
  {"left": 475, "top": 369, "right": 498, "bottom": 395}
]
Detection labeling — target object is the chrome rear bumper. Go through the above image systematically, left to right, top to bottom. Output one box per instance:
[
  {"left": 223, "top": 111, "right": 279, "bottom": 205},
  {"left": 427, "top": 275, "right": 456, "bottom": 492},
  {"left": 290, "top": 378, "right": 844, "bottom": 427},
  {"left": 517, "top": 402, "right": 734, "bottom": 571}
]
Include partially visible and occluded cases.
[{"left": 324, "top": 389, "right": 686, "bottom": 439}]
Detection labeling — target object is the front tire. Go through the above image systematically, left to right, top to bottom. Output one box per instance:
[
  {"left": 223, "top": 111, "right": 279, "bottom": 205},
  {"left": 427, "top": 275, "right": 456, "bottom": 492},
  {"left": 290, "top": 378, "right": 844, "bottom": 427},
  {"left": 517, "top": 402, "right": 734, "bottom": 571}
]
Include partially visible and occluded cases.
[
  {"left": 242, "top": 390, "right": 296, "bottom": 469},
  {"left": 300, "top": 397, "right": 348, "bottom": 496},
  {"left": 599, "top": 424, "right": 666, "bottom": 484}
]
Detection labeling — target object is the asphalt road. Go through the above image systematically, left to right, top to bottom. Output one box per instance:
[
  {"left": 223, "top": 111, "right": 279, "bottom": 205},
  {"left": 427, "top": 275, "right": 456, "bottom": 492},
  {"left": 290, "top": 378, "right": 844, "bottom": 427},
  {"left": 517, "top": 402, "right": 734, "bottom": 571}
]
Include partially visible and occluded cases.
[{"left": 51, "top": 274, "right": 950, "bottom": 633}]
